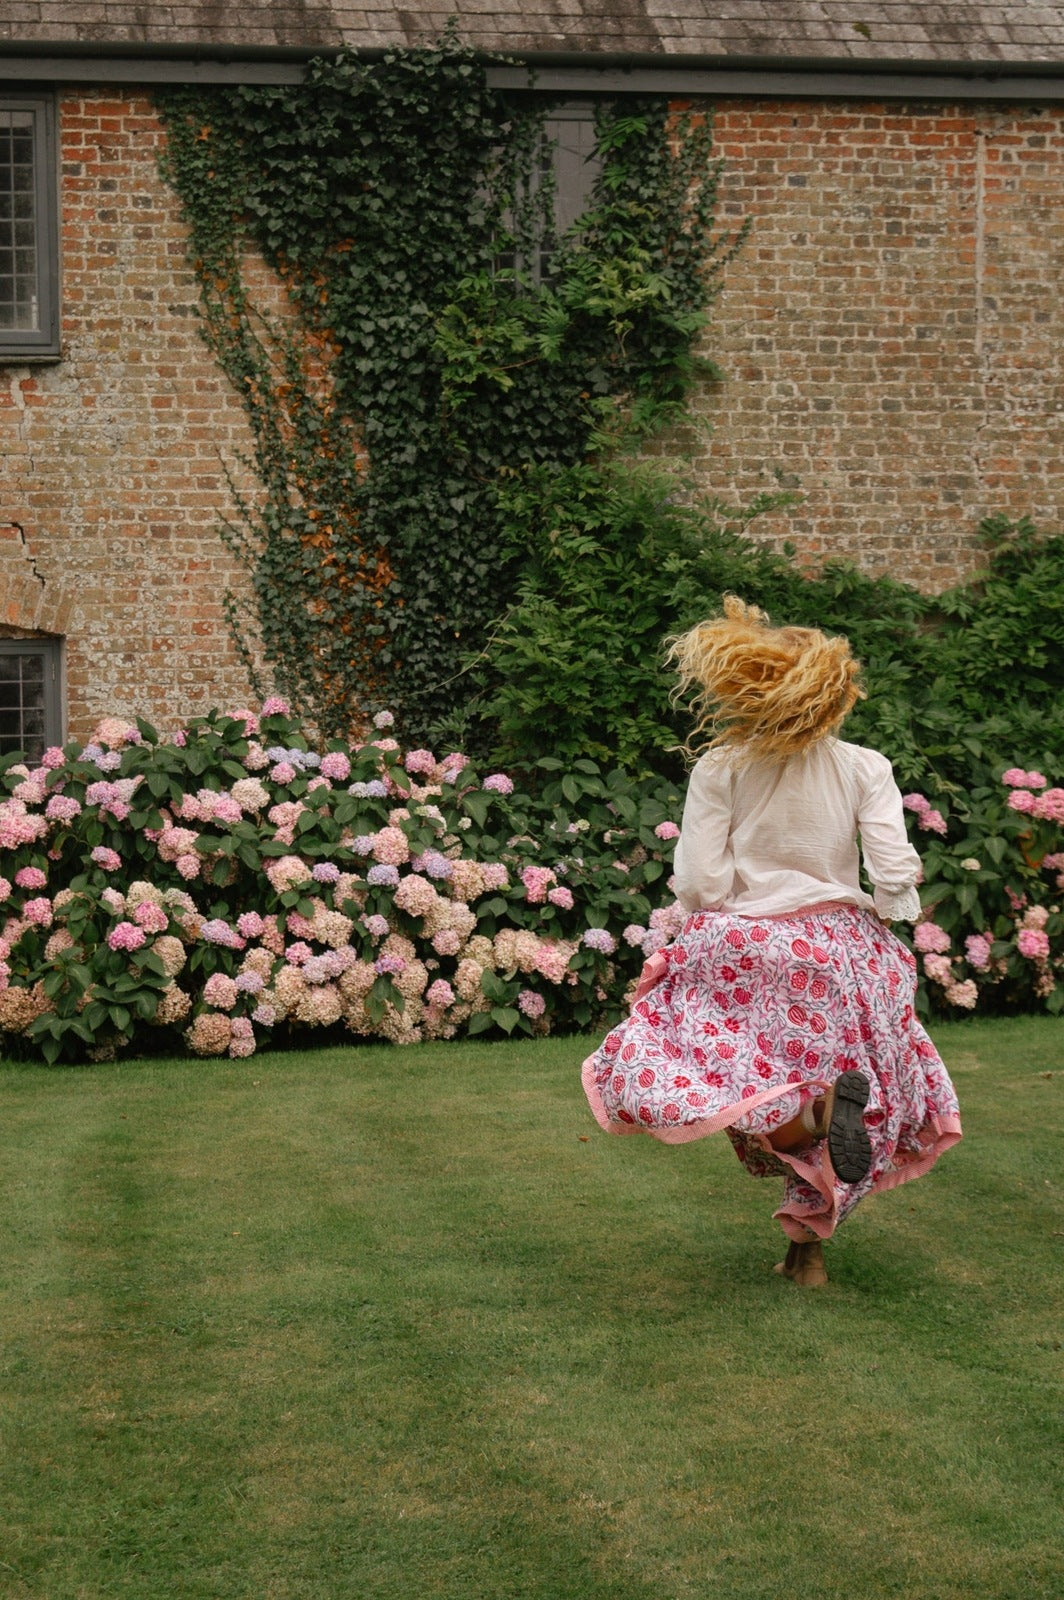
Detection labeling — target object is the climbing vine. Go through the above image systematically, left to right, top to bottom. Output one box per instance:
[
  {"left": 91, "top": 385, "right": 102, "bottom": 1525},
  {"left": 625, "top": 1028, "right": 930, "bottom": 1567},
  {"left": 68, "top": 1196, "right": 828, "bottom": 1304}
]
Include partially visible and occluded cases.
[{"left": 156, "top": 35, "right": 742, "bottom": 743}]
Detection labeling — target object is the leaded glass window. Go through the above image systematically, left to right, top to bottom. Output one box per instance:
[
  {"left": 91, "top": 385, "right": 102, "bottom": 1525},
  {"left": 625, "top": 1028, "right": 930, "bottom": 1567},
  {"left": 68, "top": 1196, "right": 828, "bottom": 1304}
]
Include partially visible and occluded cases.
[
  {"left": 0, "top": 96, "right": 59, "bottom": 357},
  {"left": 0, "top": 641, "right": 62, "bottom": 764}
]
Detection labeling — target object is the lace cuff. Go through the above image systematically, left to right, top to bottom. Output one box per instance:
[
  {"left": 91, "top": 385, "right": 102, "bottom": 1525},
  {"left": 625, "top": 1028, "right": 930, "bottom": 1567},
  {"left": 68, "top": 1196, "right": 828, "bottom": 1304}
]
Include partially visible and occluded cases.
[{"left": 873, "top": 883, "right": 922, "bottom": 923}]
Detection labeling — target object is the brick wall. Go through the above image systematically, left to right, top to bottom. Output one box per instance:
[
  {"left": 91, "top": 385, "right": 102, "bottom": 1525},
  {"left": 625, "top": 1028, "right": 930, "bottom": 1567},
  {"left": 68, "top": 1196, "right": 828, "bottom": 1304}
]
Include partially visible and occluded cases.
[
  {"left": 3, "top": 89, "right": 1064, "bottom": 741},
  {"left": 0, "top": 91, "right": 264, "bottom": 743},
  {"left": 699, "top": 99, "right": 1064, "bottom": 585}
]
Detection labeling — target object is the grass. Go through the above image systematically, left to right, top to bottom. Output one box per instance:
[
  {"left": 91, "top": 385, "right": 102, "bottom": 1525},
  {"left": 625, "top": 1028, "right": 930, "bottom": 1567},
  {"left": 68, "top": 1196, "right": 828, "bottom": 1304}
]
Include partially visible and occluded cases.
[{"left": 0, "top": 1015, "right": 1061, "bottom": 1600}]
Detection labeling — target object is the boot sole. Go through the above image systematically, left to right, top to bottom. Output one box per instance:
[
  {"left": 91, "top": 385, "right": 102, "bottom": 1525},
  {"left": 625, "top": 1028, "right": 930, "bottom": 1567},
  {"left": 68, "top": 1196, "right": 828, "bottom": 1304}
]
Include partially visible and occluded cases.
[{"left": 827, "top": 1070, "right": 872, "bottom": 1184}]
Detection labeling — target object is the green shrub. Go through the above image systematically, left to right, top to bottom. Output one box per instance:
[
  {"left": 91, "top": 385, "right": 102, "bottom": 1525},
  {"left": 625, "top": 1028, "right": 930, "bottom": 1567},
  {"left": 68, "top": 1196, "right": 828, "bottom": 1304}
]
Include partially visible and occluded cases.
[{"left": 482, "top": 506, "right": 1064, "bottom": 796}]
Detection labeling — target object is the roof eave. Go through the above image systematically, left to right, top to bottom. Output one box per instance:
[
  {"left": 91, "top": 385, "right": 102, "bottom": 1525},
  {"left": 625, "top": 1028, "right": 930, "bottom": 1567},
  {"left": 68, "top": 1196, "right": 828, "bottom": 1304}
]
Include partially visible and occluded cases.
[{"left": 2, "top": 41, "right": 1064, "bottom": 99}]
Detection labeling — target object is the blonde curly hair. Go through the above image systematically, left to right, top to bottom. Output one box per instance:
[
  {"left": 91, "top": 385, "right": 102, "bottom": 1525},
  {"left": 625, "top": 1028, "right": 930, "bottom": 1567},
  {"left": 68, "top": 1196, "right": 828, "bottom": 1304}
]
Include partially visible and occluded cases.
[{"left": 667, "top": 595, "right": 864, "bottom": 762}]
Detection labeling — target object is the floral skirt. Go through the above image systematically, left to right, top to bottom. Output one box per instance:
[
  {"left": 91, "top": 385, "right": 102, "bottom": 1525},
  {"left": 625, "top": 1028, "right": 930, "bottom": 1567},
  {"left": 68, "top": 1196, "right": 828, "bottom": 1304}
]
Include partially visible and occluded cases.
[{"left": 582, "top": 904, "right": 962, "bottom": 1241}]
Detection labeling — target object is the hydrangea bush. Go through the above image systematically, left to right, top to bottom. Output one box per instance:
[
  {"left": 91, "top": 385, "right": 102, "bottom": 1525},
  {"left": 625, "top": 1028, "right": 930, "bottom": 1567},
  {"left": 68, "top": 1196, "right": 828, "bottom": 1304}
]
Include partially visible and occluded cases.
[
  {"left": 0, "top": 706, "right": 685, "bottom": 1063},
  {"left": 2, "top": 708, "right": 1061, "bottom": 1064},
  {"left": 903, "top": 764, "right": 1064, "bottom": 1016}
]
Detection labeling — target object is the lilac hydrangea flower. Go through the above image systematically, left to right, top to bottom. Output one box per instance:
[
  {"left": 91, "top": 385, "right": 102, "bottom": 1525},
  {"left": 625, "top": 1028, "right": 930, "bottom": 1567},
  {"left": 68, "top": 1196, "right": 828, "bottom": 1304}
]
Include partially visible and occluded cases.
[{"left": 367, "top": 864, "right": 400, "bottom": 888}]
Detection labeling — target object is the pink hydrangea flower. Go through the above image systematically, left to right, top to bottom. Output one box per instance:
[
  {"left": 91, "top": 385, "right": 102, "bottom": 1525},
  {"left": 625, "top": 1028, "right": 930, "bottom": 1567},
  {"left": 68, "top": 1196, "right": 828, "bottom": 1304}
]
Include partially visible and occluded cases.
[
  {"left": 261, "top": 696, "right": 291, "bottom": 717},
  {"left": 373, "top": 710, "right": 395, "bottom": 729},
  {"left": 41, "top": 746, "right": 65, "bottom": 769},
  {"left": 405, "top": 749, "right": 437, "bottom": 776},
  {"left": 319, "top": 751, "right": 351, "bottom": 782},
  {"left": 270, "top": 761, "right": 297, "bottom": 784},
  {"left": 1002, "top": 768, "right": 1047, "bottom": 788},
  {"left": 483, "top": 773, "right": 515, "bottom": 795},
  {"left": 231, "top": 777, "right": 271, "bottom": 813},
  {"left": 12, "top": 778, "right": 47, "bottom": 805},
  {"left": 1036, "top": 788, "right": 1064, "bottom": 823},
  {"left": 1007, "top": 790, "right": 1037, "bottom": 815},
  {"left": 45, "top": 794, "right": 82, "bottom": 823},
  {"left": 918, "top": 808, "right": 947, "bottom": 835},
  {"left": 654, "top": 821, "right": 680, "bottom": 841},
  {"left": 372, "top": 826, "right": 410, "bottom": 867},
  {"left": 176, "top": 853, "right": 201, "bottom": 880},
  {"left": 264, "top": 856, "right": 312, "bottom": 894},
  {"left": 521, "top": 865, "right": 557, "bottom": 904},
  {"left": 14, "top": 866, "right": 47, "bottom": 890},
  {"left": 393, "top": 874, "right": 439, "bottom": 918},
  {"left": 547, "top": 886, "right": 574, "bottom": 910},
  {"left": 22, "top": 897, "right": 53, "bottom": 928},
  {"left": 132, "top": 902, "right": 169, "bottom": 933},
  {"left": 237, "top": 911, "right": 266, "bottom": 939},
  {"left": 108, "top": 921, "right": 147, "bottom": 952},
  {"left": 913, "top": 921, "right": 951, "bottom": 954},
  {"left": 582, "top": 927, "right": 616, "bottom": 955},
  {"left": 1017, "top": 927, "right": 1050, "bottom": 960},
  {"left": 964, "top": 934, "right": 992, "bottom": 971},
  {"left": 533, "top": 940, "right": 574, "bottom": 982},
  {"left": 285, "top": 942, "right": 313, "bottom": 966},
  {"left": 922, "top": 953, "right": 954, "bottom": 985},
  {"left": 203, "top": 973, "right": 239, "bottom": 1011},
  {"left": 425, "top": 978, "right": 456, "bottom": 1008},
  {"left": 944, "top": 980, "right": 978, "bottom": 1010},
  {"left": 518, "top": 989, "right": 546, "bottom": 1018},
  {"left": 228, "top": 1017, "right": 256, "bottom": 1058}
]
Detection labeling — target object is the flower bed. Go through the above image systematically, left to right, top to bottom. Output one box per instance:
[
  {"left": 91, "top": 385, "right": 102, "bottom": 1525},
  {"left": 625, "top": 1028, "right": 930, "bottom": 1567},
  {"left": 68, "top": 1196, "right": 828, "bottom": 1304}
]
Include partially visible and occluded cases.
[
  {"left": 0, "top": 706, "right": 684, "bottom": 1062},
  {"left": 2, "top": 708, "right": 1061, "bottom": 1064}
]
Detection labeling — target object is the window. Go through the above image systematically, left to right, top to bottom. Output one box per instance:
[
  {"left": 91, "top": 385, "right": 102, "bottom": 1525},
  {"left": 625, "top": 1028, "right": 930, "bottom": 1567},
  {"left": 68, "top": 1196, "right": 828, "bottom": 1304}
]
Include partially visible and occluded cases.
[
  {"left": 0, "top": 94, "right": 59, "bottom": 358},
  {"left": 509, "top": 103, "right": 601, "bottom": 285},
  {"left": 0, "top": 639, "right": 63, "bottom": 764}
]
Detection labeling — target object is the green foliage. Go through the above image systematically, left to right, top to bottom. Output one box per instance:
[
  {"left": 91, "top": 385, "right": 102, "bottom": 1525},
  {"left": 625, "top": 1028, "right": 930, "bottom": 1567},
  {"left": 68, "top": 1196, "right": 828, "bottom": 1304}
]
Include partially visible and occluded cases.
[
  {"left": 156, "top": 42, "right": 741, "bottom": 742},
  {"left": 483, "top": 504, "right": 1064, "bottom": 796}
]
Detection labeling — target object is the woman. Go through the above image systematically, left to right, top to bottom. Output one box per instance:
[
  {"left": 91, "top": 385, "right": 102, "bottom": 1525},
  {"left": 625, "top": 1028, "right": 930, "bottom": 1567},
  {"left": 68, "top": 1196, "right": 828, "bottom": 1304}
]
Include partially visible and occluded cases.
[{"left": 582, "top": 597, "right": 962, "bottom": 1288}]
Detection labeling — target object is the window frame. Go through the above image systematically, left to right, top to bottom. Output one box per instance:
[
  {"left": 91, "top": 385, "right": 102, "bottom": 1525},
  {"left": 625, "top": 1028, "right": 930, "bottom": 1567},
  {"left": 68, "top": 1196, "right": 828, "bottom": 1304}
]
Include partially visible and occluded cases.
[
  {"left": 0, "top": 91, "right": 60, "bottom": 360},
  {"left": 0, "top": 637, "right": 64, "bottom": 765}
]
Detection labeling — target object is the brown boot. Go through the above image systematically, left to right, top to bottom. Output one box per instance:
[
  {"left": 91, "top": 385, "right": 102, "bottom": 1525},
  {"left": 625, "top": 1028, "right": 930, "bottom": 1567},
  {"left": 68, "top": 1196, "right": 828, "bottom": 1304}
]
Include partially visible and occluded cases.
[{"left": 774, "top": 1240, "right": 828, "bottom": 1288}]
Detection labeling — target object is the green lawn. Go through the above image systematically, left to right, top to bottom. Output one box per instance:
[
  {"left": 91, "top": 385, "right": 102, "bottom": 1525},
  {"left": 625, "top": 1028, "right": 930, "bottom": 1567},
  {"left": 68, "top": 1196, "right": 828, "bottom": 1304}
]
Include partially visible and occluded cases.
[{"left": 0, "top": 1017, "right": 1061, "bottom": 1599}]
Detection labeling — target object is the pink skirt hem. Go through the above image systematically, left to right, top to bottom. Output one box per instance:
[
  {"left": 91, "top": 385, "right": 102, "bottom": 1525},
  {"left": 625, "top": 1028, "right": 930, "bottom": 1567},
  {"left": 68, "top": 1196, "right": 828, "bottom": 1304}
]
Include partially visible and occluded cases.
[
  {"left": 581, "top": 1050, "right": 829, "bottom": 1144},
  {"left": 768, "top": 1112, "right": 964, "bottom": 1241}
]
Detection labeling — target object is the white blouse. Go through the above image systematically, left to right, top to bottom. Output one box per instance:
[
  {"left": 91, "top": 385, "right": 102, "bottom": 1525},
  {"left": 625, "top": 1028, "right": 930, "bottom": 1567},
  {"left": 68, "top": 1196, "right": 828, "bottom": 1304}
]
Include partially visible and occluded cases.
[{"left": 671, "top": 738, "right": 923, "bottom": 922}]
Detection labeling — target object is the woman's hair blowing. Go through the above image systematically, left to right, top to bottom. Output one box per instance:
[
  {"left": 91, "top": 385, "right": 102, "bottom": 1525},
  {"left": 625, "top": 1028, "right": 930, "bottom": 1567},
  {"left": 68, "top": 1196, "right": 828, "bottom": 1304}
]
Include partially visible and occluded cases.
[{"left": 667, "top": 595, "right": 864, "bottom": 762}]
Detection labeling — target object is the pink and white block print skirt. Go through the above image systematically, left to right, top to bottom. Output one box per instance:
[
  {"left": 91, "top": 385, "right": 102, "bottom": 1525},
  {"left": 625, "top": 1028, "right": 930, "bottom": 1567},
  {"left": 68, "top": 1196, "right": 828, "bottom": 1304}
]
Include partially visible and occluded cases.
[{"left": 582, "top": 904, "right": 962, "bottom": 1241}]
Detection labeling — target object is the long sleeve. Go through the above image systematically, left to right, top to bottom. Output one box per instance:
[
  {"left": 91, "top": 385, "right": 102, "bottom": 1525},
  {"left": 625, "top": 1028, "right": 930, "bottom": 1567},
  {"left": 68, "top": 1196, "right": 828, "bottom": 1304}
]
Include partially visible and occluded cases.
[
  {"left": 856, "top": 750, "right": 923, "bottom": 922},
  {"left": 672, "top": 754, "right": 735, "bottom": 912}
]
